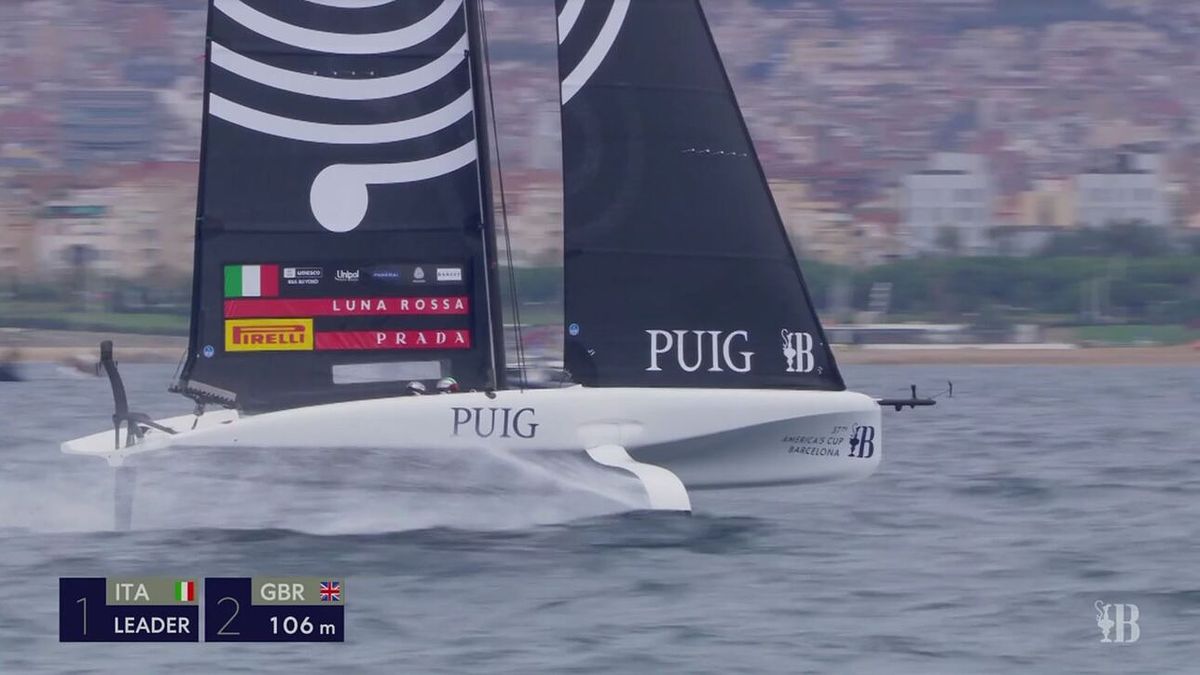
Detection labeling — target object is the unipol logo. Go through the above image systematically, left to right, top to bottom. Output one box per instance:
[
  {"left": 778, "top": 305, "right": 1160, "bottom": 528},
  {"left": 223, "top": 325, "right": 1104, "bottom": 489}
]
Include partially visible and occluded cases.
[
  {"left": 206, "top": 0, "right": 479, "bottom": 233},
  {"left": 647, "top": 330, "right": 753, "bottom": 374},
  {"left": 782, "top": 330, "right": 816, "bottom": 373},
  {"left": 1095, "top": 601, "right": 1140, "bottom": 643}
]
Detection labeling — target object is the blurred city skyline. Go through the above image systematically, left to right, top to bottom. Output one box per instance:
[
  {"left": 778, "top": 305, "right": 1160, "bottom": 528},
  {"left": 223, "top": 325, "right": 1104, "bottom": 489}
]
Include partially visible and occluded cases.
[{"left": 2, "top": 0, "right": 1200, "bottom": 282}]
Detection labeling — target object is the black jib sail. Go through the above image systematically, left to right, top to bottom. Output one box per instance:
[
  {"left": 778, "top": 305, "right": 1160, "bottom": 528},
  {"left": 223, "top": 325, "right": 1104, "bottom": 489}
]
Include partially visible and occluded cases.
[
  {"left": 177, "top": 0, "right": 504, "bottom": 413},
  {"left": 555, "top": 0, "right": 844, "bottom": 390}
]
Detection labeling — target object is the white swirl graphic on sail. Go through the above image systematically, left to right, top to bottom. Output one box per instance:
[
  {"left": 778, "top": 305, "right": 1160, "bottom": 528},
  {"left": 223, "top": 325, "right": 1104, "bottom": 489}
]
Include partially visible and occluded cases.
[
  {"left": 210, "top": 0, "right": 478, "bottom": 232},
  {"left": 214, "top": 0, "right": 462, "bottom": 54},
  {"left": 303, "top": 0, "right": 394, "bottom": 8},
  {"left": 557, "top": 0, "right": 585, "bottom": 43},
  {"left": 561, "top": 0, "right": 630, "bottom": 104},
  {"left": 210, "top": 36, "right": 467, "bottom": 100},
  {"left": 208, "top": 90, "right": 473, "bottom": 144},
  {"left": 310, "top": 142, "right": 478, "bottom": 233}
]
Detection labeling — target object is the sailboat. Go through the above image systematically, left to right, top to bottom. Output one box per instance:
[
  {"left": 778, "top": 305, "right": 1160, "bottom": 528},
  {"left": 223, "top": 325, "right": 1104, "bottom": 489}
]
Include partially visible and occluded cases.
[{"left": 62, "top": 0, "right": 934, "bottom": 516}]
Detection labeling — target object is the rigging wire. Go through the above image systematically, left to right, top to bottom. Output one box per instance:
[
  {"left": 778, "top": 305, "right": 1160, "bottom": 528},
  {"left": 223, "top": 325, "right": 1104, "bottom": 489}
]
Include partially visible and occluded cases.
[{"left": 476, "top": 0, "right": 527, "bottom": 390}]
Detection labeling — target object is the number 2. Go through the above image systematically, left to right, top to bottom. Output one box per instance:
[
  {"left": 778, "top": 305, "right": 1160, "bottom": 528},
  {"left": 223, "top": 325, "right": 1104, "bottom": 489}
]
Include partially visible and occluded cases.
[{"left": 217, "top": 596, "right": 241, "bottom": 636}]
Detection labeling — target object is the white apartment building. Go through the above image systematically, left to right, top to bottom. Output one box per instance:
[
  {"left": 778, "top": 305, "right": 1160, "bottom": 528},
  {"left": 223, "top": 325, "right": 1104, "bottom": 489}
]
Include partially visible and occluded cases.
[
  {"left": 902, "top": 153, "right": 995, "bottom": 256},
  {"left": 1075, "top": 153, "right": 1169, "bottom": 228},
  {"left": 36, "top": 187, "right": 176, "bottom": 281}
]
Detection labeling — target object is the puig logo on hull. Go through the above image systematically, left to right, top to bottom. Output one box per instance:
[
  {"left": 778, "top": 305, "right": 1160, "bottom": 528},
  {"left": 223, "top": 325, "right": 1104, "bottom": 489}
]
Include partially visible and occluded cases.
[{"left": 452, "top": 407, "right": 538, "bottom": 439}]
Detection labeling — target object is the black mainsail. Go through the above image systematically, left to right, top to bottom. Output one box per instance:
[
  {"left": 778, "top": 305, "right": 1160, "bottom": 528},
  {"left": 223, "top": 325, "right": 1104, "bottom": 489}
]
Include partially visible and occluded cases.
[
  {"left": 178, "top": 0, "right": 504, "bottom": 412},
  {"left": 555, "top": 0, "right": 844, "bottom": 390}
]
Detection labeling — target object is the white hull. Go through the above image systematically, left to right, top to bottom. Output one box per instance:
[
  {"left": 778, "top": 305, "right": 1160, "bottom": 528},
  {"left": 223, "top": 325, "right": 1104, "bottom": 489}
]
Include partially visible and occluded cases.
[{"left": 62, "top": 387, "right": 882, "bottom": 511}]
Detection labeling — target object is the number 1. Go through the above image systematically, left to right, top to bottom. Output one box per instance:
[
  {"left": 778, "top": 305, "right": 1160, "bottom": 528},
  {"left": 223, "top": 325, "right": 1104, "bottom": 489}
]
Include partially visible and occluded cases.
[{"left": 76, "top": 597, "right": 87, "bottom": 635}]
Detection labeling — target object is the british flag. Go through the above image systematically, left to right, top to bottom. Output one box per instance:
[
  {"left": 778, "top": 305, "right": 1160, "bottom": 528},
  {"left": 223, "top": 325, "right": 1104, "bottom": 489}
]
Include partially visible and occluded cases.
[{"left": 319, "top": 581, "right": 341, "bottom": 602}]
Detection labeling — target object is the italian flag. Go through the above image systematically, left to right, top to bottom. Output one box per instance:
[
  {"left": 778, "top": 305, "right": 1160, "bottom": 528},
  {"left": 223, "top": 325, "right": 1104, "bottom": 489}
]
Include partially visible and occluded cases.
[
  {"left": 225, "top": 264, "right": 279, "bottom": 298},
  {"left": 175, "top": 579, "right": 196, "bottom": 602}
]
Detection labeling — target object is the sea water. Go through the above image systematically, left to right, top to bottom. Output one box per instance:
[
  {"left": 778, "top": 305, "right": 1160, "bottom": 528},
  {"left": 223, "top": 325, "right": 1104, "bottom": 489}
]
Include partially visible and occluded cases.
[{"left": 1, "top": 363, "right": 1197, "bottom": 673}]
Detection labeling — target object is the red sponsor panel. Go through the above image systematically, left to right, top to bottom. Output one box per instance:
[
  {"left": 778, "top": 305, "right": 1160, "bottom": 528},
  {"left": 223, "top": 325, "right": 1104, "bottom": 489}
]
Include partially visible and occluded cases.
[
  {"left": 224, "top": 296, "right": 470, "bottom": 318},
  {"left": 316, "top": 330, "right": 473, "bottom": 351}
]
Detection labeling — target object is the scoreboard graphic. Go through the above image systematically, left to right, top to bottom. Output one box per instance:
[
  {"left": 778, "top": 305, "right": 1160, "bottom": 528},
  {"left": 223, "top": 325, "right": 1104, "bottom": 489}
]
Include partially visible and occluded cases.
[
  {"left": 59, "top": 577, "right": 345, "bottom": 643},
  {"left": 206, "top": 577, "right": 345, "bottom": 642},
  {"left": 59, "top": 578, "right": 200, "bottom": 642}
]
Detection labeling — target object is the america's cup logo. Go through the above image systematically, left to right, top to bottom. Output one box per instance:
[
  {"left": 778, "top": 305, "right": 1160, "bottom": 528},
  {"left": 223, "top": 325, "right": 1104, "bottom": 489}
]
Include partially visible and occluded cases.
[
  {"left": 782, "top": 330, "right": 815, "bottom": 373},
  {"left": 1095, "top": 600, "right": 1140, "bottom": 643},
  {"left": 1095, "top": 601, "right": 1115, "bottom": 642}
]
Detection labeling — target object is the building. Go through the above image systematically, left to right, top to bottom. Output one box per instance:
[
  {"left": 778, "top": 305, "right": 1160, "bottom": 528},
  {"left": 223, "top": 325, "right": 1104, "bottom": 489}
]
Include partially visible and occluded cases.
[
  {"left": 60, "top": 89, "right": 166, "bottom": 169},
  {"left": 1075, "top": 152, "right": 1169, "bottom": 228},
  {"left": 902, "top": 153, "right": 995, "bottom": 256},
  {"left": 109, "top": 161, "right": 199, "bottom": 278},
  {"left": 503, "top": 170, "right": 562, "bottom": 267},
  {"left": 34, "top": 172, "right": 193, "bottom": 282},
  {"left": 1015, "top": 178, "right": 1076, "bottom": 228},
  {"left": 772, "top": 180, "right": 852, "bottom": 263},
  {"left": 0, "top": 189, "right": 39, "bottom": 282},
  {"left": 35, "top": 189, "right": 121, "bottom": 280}
]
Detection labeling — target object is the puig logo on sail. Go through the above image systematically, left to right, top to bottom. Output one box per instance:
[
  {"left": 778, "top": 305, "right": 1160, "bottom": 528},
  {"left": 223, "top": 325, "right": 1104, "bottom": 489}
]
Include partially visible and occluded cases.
[
  {"left": 645, "top": 330, "right": 819, "bottom": 374},
  {"left": 646, "top": 330, "right": 753, "bottom": 373}
]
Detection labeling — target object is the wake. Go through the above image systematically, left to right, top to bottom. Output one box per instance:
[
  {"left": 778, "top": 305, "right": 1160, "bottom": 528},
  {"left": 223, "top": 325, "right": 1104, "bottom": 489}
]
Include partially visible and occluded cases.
[{"left": 2, "top": 445, "right": 648, "bottom": 534}]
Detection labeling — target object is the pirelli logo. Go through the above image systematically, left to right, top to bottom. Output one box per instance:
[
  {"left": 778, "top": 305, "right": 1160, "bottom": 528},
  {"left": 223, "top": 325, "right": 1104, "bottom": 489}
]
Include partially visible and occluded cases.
[{"left": 224, "top": 318, "right": 314, "bottom": 352}]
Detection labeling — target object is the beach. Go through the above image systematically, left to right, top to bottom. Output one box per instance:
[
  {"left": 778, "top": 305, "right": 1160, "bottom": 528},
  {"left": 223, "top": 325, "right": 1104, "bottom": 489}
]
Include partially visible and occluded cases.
[{"left": 0, "top": 328, "right": 187, "bottom": 363}]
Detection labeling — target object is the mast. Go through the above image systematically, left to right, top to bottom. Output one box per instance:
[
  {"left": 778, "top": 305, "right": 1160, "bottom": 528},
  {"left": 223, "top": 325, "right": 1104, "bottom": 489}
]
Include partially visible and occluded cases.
[
  {"left": 465, "top": 0, "right": 506, "bottom": 391},
  {"left": 179, "top": 3, "right": 218, "bottom": 389}
]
